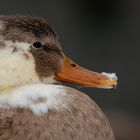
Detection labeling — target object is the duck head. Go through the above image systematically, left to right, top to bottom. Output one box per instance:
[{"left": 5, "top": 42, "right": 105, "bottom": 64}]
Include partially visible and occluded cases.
[{"left": 0, "top": 16, "right": 117, "bottom": 89}]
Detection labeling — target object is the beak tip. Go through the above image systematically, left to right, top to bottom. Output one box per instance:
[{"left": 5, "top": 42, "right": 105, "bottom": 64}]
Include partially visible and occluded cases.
[
  {"left": 99, "top": 72, "right": 118, "bottom": 89},
  {"left": 102, "top": 72, "right": 118, "bottom": 81}
]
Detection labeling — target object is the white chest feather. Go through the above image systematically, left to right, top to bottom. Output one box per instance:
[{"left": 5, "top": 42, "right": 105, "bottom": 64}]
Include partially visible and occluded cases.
[{"left": 0, "top": 84, "right": 71, "bottom": 115}]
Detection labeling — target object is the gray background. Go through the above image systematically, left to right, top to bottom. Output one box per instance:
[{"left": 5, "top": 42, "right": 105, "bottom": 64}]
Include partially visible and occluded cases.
[{"left": 0, "top": 0, "right": 139, "bottom": 139}]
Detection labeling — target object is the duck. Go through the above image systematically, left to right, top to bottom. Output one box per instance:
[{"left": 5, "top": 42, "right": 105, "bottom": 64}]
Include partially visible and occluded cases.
[{"left": 0, "top": 15, "right": 117, "bottom": 140}]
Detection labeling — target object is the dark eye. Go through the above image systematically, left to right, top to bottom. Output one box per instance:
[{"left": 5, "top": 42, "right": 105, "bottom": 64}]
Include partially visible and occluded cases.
[{"left": 32, "top": 42, "right": 42, "bottom": 49}]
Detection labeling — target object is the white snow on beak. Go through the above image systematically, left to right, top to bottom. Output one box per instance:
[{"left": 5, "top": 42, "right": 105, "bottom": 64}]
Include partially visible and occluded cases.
[{"left": 102, "top": 72, "right": 118, "bottom": 81}]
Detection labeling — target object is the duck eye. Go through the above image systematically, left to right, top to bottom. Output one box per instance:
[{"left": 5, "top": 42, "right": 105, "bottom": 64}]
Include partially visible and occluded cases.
[{"left": 32, "top": 42, "right": 42, "bottom": 48}]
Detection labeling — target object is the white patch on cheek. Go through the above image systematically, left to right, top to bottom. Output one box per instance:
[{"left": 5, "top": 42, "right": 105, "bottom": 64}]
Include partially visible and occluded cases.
[
  {"left": 4, "top": 40, "right": 31, "bottom": 53},
  {"left": 0, "top": 46, "right": 40, "bottom": 87}
]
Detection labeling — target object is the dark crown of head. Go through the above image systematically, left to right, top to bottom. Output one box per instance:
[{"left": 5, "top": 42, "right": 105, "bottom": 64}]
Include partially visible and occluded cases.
[{"left": 0, "top": 15, "right": 57, "bottom": 38}]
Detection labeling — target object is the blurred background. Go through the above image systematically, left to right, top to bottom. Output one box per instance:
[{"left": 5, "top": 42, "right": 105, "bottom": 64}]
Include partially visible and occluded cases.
[{"left": 0, "top": 0, "right": 139, "bottom": 139}]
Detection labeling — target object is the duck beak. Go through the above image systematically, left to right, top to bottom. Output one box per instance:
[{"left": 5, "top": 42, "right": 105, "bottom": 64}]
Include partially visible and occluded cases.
[{"left": 55, "top": 55, "right": 117, "bottom": 88}]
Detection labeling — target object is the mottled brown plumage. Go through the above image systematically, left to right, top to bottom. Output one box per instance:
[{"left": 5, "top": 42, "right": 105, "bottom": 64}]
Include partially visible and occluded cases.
[{"left": 0, "top": 87, "right": 115, "bottom": 140}]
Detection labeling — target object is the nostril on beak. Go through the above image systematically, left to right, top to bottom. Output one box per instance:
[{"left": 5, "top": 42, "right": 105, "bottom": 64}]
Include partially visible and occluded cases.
[{"left": 70, "top": 63, "right": 77, "bottom": 68}]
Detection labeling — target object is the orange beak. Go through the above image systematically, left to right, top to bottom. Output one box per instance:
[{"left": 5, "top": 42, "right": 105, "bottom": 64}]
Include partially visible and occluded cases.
[{"left": 55, "top": 55, "right": 117, "bottom": 88}]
